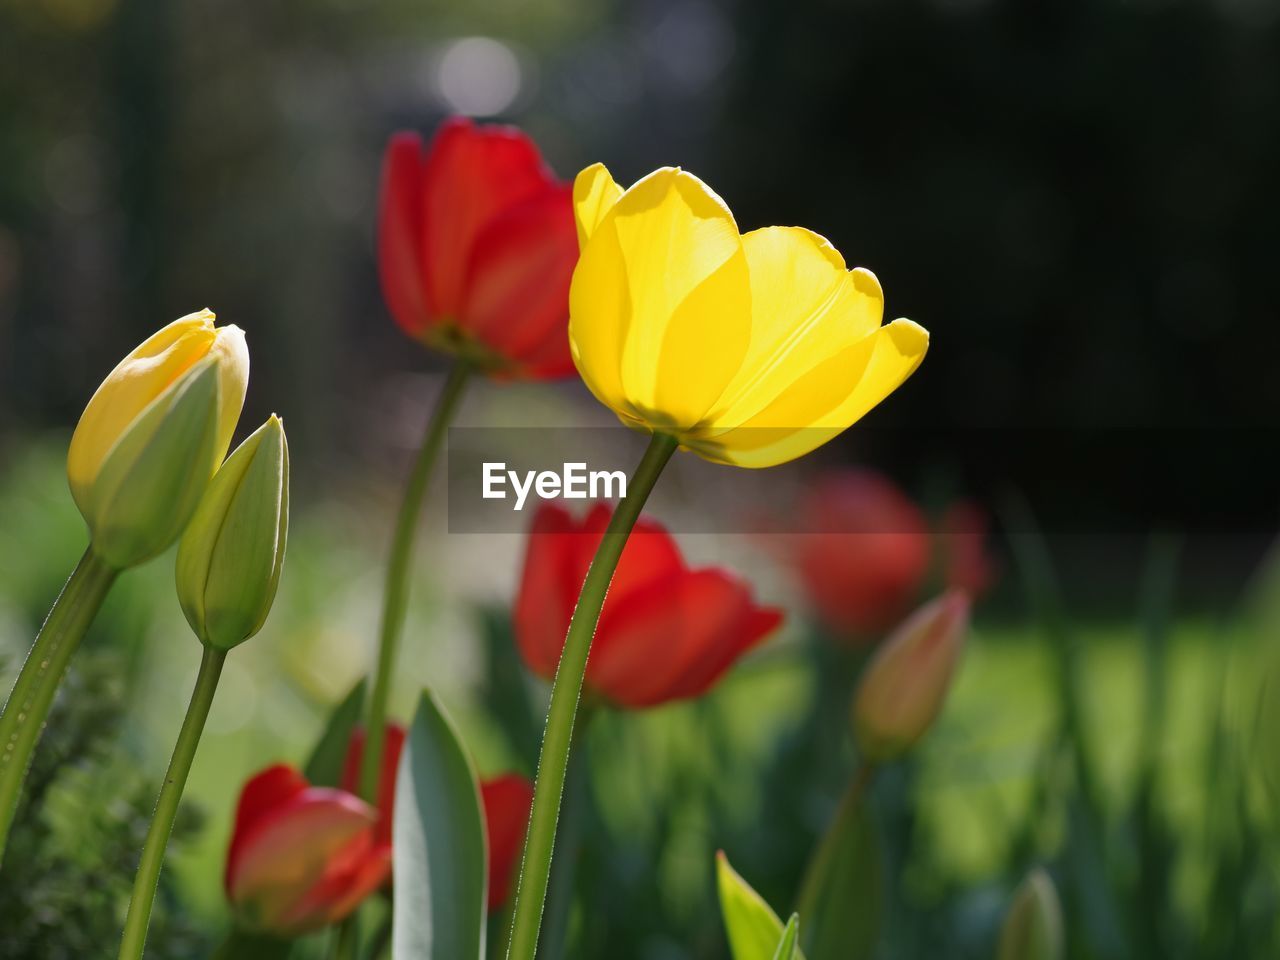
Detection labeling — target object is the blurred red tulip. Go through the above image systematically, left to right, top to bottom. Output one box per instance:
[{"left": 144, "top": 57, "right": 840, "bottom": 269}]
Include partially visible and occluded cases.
[
  {"left": 378, "top": 116, "right": 578, "bottom": 378},
  {"left": 793, "top": 470, "right": 932, "bottom": 639},
  {"left": 939, "top": 500, "right": 997, "bottom": 597},
  {"left": 515, "top": 503, "right": 783, "bottom": 709},
  {"left": 340, "top": 724, "right": 407, "bottom": 845},
  {"left": 224, "top": 765, "right": 389, "bottom": 936},
  {"left": 481, "top": 774, "right": 535, "bottom": 909}
]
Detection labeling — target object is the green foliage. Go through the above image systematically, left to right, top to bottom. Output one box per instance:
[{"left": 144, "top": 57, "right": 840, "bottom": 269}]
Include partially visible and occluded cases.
[
  {"left": 0, "top": 653, "right": 208, "bottom": 959},
  {"left": 303, "top": 679, "right": 365, "bottom": 787},
  {"left": 392, "top": 691, "right": 488, "bottom": 960},
  {"left": 794, "top": 776, "right": 880, "bottom": 960},
  {"left": 716, "top": 852, "right": 801, "bottom": 960},
  {"left": 771, "top": 915, "right": 800, "bottom": 960}
]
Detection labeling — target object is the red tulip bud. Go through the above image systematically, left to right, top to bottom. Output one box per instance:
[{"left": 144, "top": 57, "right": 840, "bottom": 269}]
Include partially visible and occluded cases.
[{"left": 852, "top": 591, "right": 969, "bottom": 763}]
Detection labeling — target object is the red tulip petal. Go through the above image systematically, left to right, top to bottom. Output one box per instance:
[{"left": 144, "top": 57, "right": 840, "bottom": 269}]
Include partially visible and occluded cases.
[
  {"left": 420, "top": 117, "right": 556, "bottom": 320},
  {"left": 378, "top": 133, "right": 433, "bottom": 337},
  {"left": 458, "top": 181, "right": 578, "bottom": 378},
  {"left": 459, "top": 182, "right": 577, "bottom": 378},
  {"left": 795, "top": 470, "right": 931, "bottom": 637},
  {"left": 940, "top": 500, "right": 996, "bottom": 597},
  {"left": 571, "top": 503, "right": 684, "bottom": 601},
  {"left": 514, "top": 504, "right": 581, "bottom": 680},
  {"left": 515, "top": 504, "right": 687, "bottom": 684},
  {"left": 589, "top": 569, "right": 776, "bottom": 708},
  {"left": 658, "top": 604, "right": 783, "bottom": 703},
  {"left": 340, "top": 724, "right": 407, "bottom": 844},
  {"left": 225, "top": 765, "right": 310, "bottom": 893},
  {"left": 481, "top": 774, "right": 535, "bottom": 909},
  {"left": 226, "top": 785, "right": 380, "bottom": 933},
  {"left": 283, "top": 835, "right": 391, "bottom": 932}
]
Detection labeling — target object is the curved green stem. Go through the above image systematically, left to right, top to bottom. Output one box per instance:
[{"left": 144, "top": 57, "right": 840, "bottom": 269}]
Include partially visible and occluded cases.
[
  {"left": 359, "top": 361, "right": 471, "bottom": 803},
  {"left": 505, "top": 433, "right": 678, "bottom": 960},
  {"left": 0, "top": 546, "right": 118, "bottom": 865},
  {"left": 118, "top": 646, "right": 226, "bottom": 960},
  {"left": 536, "top": 707, "right": 596, "bottom": 959},
  {"left": 795, "top": 760, "right": 874, "bottom": 919}
]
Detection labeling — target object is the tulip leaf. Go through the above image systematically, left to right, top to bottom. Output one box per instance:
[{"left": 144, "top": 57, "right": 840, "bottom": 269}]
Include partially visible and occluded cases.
[
  {"left": 302, "top": 680, "right": 366, "bottom": 787},
  {"left": 393, "top": 690, "right": 487, "bottom": 960},
  {"left": 794, "top": 791, "right": 880, "bottom": 960},
  {"left": 717, "top": 852, "right": 805, "bottom": 960},
  {"left": 772, "top": 914, "right": 800, "bottom": 960},
  {"left": 210, "top": 930, "right": 293, "bottom": 960}
]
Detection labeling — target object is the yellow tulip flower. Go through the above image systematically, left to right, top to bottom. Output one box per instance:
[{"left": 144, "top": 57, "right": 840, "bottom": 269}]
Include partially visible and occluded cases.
[
  {"left": 570, "top": 165, "right": 928, "bottom": 467},
  {"left": 67, "top": 310, "right": 249, "bottom": 567}
]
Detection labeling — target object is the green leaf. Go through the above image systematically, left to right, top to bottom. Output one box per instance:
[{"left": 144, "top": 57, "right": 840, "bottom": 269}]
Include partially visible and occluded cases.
[
  {"left": 303, "top": 680, "right": 366, "bottom": 787},
  {"left": 393, "top": 690, "right": 487, "bottom": 960},
  {"left": 795, "top": 791, "right": 880, "bottom": 960},
  {"left": 717, "top": 852, "right": 804, "bottom": 960},
  {"left": 771, "top": 914, "right": 800, "bottom": 960},
  {"left": 209, "top": 929, "right": 293, "bottom": 960}
]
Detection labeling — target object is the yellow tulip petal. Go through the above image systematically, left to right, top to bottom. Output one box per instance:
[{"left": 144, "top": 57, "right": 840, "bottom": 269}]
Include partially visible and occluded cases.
[
  {"left": 572, "top": 163, "right": 624, "bottom": 249},
  {"left": 571, "top": 167, "right": 751, "bottom": 429},
  {"left": 704, "top": 226, "right": 884, "bottom": 428},
  {"left": 67, "top": 311, "right": 217, "bottom": 506},
  {"left": 689, "top": 318, "right": 928, "bottom": 468},
  {"left": 208, "top": 324, "right": 250, "bottom": 463}
]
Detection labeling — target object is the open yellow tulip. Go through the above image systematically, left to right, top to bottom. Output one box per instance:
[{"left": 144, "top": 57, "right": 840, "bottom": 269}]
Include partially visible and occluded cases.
[
  {"left": 570, "top": 165, "right": 928, "bottom": 467},
  {"left": 507, "top": 166, "right": 930, "bottom": 960}
]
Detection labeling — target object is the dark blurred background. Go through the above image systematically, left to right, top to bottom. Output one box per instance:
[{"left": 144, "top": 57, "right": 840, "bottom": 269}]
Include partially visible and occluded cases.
[{"left": 2, "top": 0, "right": 1279, "bottom": 573}]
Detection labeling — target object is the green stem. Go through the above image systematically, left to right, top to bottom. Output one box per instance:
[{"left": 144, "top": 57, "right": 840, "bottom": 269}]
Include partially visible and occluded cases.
[
  {"left": 360, "top": 361, "right": 471, "bottom": 803},
  {"left": 505, "top": 432, "right": 678, "bottom": 960},
  {"left": 0, "top": 546, "right": 118, "bottom": 864},
  {"left": 119, "top": 646, "right": 226, "bottom": 960},
  {"left": 536, "top": 706, "right": 597, "bottom": 958},
  {"left": 795, "top": 761, "right": 874, "bottom": 918},
  {"left": 329, "top": 914, "right": 360, "bottom": 960}
]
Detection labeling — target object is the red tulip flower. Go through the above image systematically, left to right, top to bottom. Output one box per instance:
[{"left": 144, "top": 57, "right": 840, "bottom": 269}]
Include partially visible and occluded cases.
[
  {"left": 378, "top": 116, "right": 578, "bottom": 378},
  {"left": 793, "top": 469, "right": 931, "bottom": 639},
  {"left": 938, "top": 500, "right": 997, "bottom": 598},
  {"left": 515, "top": 503, "right": 783, "bottom": 709},
  {"left": 340, "top": 724, "right": 407, "bottom": 845},
  {"left": 227, "top": 727, "right": 532, "bottom": 935},
  {"left": 224, "top": 765, "right": 390, "bottom": 936},
  {"left": 481, "top": 774, "right": 535, "bottom": 909}
]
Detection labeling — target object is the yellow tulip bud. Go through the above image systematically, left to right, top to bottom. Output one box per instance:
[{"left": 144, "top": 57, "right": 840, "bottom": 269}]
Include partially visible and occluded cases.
[
  {"left": 568, "top": 164, "right": 928, "bottom": 468},
  {"left": 66, "top": 311, "right": 249, "bottom": 568},
  {"left": 176, "top": 416, "right": 288, "bottom": 650},
  {"left": 852, "top": 590, "right": 969, "bottom": 763},
  {"left": 997, "top": 869, "right": 1063, "bottom": 960}
]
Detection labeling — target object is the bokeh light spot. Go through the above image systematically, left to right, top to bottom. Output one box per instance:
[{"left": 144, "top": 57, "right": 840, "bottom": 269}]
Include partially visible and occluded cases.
[{"left": 436, "top": 37, "right": 523, "bottom": 117}]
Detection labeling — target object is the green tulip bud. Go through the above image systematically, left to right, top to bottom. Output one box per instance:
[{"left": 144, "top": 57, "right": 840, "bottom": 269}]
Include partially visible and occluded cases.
[
  {"left": 68, "top": 312, "right": 250, "bottom": 569},
  {"left": 79, "top": 361, "right": 226, "bottom": 569},
  {"left": 176, "top": 416, "right": 289, "bottom": 650},
  {"left": 997, "top": 869, "right": 1063, "bottom": 960}
]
